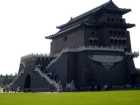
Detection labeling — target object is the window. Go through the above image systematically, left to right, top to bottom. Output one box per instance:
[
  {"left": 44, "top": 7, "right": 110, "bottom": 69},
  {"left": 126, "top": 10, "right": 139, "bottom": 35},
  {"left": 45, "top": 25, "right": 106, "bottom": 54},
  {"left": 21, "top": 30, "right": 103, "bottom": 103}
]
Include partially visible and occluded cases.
[
  {"left": 91, "top": 31, "right": 95, "bottom": 35},
  {"left": 63, "top": 36, "right": 67, "bottom": 41},
  {"left": 89, "top": 37, "right": 98, "bottom": 46},
  {"left": 112, "top": 38, "right": 127, "bottom": 47},
  {"left": 89, "top": 39, "right": 94, "bottom": 45}
]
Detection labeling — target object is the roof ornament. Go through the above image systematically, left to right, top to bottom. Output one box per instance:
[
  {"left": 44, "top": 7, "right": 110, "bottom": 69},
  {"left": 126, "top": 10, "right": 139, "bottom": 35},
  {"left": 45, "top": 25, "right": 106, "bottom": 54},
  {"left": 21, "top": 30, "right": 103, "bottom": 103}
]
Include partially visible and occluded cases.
[{"left": 70, "top": 17, "right": 73, "bottom": 21}]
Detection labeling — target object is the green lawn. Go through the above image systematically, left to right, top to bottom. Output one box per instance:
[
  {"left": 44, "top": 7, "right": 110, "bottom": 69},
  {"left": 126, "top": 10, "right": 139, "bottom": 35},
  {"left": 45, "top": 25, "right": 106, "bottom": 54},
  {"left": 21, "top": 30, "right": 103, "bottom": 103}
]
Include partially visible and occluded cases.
[{"left": 0, "top": 90, "right": 140, "bottom": 105}]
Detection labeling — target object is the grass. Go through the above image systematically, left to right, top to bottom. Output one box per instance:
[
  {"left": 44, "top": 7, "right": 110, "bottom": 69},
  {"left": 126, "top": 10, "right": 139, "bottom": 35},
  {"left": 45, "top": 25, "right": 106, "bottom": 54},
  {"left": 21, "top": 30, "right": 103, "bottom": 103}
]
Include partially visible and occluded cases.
[{"left": 0, "top": 90, "right": 140, "bottom": 105}]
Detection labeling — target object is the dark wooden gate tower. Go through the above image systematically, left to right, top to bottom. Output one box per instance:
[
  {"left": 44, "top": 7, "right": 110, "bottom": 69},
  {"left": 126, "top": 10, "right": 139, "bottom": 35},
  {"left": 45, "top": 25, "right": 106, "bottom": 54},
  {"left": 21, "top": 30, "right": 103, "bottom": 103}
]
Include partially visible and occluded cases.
[
  {"left": 8, "top": 0, "right": 140, "bottom": 92},
  {"left": 45, "top": 0, "right": 139, "bottom": 90},
  {"left": 46, "top": 0, "right": 135, "bottom": 57}
]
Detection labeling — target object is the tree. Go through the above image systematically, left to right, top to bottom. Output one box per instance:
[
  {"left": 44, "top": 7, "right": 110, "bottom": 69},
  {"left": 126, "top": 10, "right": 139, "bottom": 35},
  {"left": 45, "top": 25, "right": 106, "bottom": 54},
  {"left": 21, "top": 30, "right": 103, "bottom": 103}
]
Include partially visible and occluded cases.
[{"left": 0, "top": 74, "right": 17, "bottom": 88}]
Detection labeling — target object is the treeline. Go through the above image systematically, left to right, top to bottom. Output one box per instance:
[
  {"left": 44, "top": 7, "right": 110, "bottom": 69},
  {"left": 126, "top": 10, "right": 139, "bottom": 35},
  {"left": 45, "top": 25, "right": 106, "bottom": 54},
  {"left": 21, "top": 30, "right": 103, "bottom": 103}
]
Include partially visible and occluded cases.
[{"left": 0, "top": 74, "right": 17, "bottom": 88}]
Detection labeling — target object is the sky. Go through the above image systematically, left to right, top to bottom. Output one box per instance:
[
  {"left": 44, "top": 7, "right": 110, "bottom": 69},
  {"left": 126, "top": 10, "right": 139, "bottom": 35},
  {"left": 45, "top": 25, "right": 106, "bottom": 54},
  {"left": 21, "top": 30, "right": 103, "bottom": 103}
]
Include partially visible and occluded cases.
[{"left": 0, "top": 0, "right": 140, "bottom": 75}]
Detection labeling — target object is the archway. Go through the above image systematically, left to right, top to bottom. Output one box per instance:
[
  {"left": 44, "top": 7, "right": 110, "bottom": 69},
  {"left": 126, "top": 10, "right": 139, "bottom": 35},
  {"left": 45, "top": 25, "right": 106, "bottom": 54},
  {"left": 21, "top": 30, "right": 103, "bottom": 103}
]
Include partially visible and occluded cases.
[{"left": 24, "top": 74, "right": 31, "bottom": 91}]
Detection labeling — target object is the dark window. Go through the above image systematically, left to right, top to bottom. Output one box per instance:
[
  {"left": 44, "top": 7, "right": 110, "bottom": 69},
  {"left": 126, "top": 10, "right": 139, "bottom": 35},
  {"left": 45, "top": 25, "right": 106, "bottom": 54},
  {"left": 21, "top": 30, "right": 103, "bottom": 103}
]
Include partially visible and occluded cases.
[
  {"left": 107, "top": 18, "right": 110, "bottom": 21},
  {"left": 111, "top": 18, "right": 114, "bottom": 22},
  {"left": 109, "top": 30, "right": 113, "bottom": 34},
  {"left": 91, "top": 31, "right": 95, "bottom": 34},
  {"left": 114, "top": 31, "right": 117, "bottom": 35},
  {"left": 119, "top": 32, "right": 121, "bottom": 35},
  {"left": 63, "top": 36, "right": 67, "bottom": 41},
  {"left": 89, "top": 39, "right": 94, "bottom": 45},
  {"left": 110, "top": 39, "right": 113, "bottom": 44},
  {"left": 114, "top": 39, "right": 117, "bottom": 45}
]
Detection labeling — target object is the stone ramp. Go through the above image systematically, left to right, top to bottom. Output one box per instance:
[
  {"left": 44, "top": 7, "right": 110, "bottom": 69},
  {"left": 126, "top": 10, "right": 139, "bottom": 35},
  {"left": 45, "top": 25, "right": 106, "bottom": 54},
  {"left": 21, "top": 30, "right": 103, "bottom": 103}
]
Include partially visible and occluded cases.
[{"left": 34, "top": 67, "right": 62, "bottom": 91}]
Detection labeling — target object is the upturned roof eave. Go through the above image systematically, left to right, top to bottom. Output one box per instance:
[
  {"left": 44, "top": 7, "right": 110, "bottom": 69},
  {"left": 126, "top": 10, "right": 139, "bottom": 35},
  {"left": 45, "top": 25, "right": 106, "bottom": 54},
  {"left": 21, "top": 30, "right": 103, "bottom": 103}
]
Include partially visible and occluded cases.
[
  {"left": 45, "top": 0, "right": 132, "bottom": 40},
  {"left": 57, "top": 1, "right": 130, "bottom": 29},
  {"left": 45, "top": 23, "right": 82, "bottom": 39}
]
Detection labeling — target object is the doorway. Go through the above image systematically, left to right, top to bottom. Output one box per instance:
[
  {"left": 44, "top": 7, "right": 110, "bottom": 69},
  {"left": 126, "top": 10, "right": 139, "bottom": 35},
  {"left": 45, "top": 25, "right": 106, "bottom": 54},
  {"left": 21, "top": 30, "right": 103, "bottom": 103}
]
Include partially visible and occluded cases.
[{"left": 24, "top": 74, "right": 31, "bottom": 91}]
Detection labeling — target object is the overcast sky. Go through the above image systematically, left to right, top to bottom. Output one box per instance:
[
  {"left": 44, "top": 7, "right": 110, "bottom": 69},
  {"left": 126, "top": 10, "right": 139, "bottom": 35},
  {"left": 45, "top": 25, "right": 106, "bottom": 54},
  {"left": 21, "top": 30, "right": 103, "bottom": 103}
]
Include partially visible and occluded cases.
[{"left": 0, "top": 0, "right": 139, "bottom": 75}]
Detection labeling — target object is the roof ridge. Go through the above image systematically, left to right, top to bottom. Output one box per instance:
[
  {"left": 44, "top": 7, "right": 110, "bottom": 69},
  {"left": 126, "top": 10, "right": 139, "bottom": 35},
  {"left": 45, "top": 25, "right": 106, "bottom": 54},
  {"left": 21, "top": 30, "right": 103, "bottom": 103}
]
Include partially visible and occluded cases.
[{"left": 57, "top": 0, "right": 115, "bottom": 29}]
